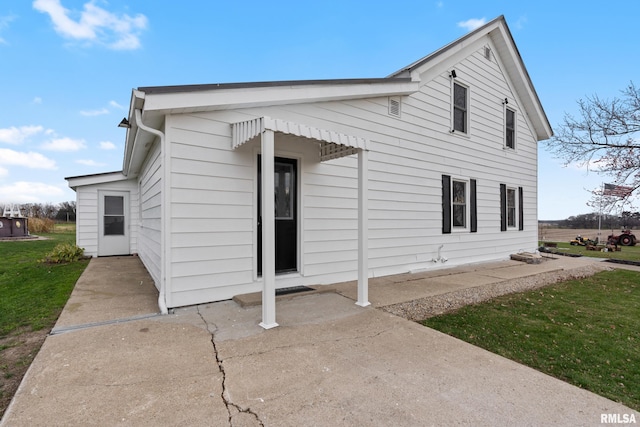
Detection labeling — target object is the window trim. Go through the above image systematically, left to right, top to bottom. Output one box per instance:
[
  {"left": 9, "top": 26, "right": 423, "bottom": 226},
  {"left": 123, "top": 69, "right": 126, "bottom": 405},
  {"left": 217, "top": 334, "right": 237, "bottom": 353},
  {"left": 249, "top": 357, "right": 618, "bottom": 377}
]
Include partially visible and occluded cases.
[
  {"left": 451, "top": 81, "right": 470, "bottom": 135},
  {"left": 505, "top": 106, "right": 516, "bottom": 149},
  {"left": 442, "top": 175, "right": 476, "bottom": 233},
  {"left": 500, "top": 184, "right": 524, "bottom": 231}
]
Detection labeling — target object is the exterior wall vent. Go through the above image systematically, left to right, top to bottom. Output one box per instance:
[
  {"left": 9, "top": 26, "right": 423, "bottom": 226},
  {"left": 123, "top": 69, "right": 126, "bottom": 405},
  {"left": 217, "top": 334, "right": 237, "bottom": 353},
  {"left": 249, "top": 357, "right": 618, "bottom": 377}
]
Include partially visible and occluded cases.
[
  {"left": 484, "top": 46, "right": 492, "bottom": 61},
  {"left": 388, "top": 97, "right": 401, "bottom": 117}
]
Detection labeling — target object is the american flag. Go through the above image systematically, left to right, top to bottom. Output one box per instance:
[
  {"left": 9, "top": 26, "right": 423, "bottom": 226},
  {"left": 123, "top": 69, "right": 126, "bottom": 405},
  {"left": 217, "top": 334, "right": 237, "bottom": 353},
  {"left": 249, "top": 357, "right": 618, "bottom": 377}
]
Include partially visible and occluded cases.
[{"left": 603, "top": 183, "right": 633, "bottom": 197}]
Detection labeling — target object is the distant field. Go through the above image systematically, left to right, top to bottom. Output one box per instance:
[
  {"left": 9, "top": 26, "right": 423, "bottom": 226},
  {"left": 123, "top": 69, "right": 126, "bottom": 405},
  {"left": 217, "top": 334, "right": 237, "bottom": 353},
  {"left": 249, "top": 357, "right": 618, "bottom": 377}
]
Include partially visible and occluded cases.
[
  {"left": 538, "top": 227, "right": 625, "bottom": 243},
  {"left": 538, "top": 227, "right": 640, "bottom": 261}
]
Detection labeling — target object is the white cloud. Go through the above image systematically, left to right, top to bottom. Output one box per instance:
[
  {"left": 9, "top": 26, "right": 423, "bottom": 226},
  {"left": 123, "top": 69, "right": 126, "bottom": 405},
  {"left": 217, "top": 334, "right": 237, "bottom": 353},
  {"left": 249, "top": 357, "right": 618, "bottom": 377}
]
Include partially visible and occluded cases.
[
  {"left": 33, "top": 0, "right": 148, "bottom": 50},
  {"left": 0, "top": 14, "right": 16, "bottom": 45},
  {"left": 514, "top": 16, "right": 528, "bottom": 30},
  {"left": 457, "top": 18, "right": 487, "bottom": 32},
  {"left": 32, "top": 97, "right": 43, "bottom": 104},
  {"left": 109, "top": 100, "right": 124, "bottom": 109},
  {"left": 80, "top": 107, "right": 109, "bottom": 116},
  {"left": 0, "top": 125, "right": 45, "bottom": 144},
  {"left": 41, "top": 137, "right": 86, "bottom": 152},
  {"left": 99, "top": 141, "right": 116, "bottom": 150},
  {"left": 0, "top": 148, "right": 57, "bottom": 169},
  {"left": 76, "top": 159, "right": 106, "bottom": 167},
  {"left": 0, "top": 167, "right": 7, "bottom": 178},
  {"left": 0, "top": 181, "right": 65, "bottom": 203}
]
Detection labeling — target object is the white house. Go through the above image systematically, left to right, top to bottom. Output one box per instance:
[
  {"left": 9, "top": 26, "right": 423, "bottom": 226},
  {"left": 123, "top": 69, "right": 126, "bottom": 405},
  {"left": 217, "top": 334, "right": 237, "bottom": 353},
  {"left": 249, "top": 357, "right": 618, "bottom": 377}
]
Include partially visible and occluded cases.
[{"left": 67, "top": 16, "right": 552, "bottom": 327}]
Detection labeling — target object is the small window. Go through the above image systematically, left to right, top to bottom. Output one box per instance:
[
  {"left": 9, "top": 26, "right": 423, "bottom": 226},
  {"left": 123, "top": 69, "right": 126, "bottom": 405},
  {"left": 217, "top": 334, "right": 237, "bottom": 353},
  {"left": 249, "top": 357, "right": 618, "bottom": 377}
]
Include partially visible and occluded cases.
[
  {"left": 453, "top": 83, "right": 468, "bottom": 133},
  {"left": 505, "top": 108, "right": 515, "bottom": 149},
  {"left": 452, "top": 180, "right": 467, "bottom": 228},
  {"left": 500, "top": 184, "right": 524, "bottom": 231},
  {"left": 507, "top": 188, "right": 516, "bottom": 227}
]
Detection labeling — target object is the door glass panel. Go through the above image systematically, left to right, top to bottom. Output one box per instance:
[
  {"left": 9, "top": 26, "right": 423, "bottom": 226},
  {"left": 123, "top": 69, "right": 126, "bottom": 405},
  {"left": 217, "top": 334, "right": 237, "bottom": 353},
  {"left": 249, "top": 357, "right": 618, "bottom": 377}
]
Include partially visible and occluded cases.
[
  {"left": 274, "top": 163, "right": 294, "bottom": 220},
  {"left": 104, "top": 195, "right": 125, "bottom": 236},
  {"left": 105, "top": 196, "right": 124, "bottom": 215},
  {"left": 104, "top": 216, "right": 125, "bottom": 235}
]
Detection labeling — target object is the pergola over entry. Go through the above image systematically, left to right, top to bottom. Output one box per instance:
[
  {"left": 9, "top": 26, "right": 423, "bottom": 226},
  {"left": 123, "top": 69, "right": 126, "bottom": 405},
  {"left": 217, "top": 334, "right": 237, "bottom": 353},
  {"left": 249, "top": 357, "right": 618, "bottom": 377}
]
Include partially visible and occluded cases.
[{"left": 232, "top": 116, "right": 370, "bottom": 329}]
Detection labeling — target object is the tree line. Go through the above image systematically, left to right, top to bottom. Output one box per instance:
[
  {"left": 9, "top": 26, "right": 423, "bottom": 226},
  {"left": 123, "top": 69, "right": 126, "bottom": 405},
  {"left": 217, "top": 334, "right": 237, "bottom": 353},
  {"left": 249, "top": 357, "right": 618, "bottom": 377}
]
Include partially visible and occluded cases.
[
  {"left": 1, "top": 201, "right": 76, "bottom": 221},
  {"left": 553, "top": 212, "right": 640, "bottom": 229}
]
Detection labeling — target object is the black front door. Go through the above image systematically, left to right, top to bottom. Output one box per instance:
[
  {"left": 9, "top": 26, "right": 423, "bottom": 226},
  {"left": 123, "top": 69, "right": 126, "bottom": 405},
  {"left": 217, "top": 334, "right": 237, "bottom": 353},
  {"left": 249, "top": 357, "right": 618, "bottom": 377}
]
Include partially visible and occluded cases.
[{"left": 258, "top": 156, "right": 297, "bottom": 274}]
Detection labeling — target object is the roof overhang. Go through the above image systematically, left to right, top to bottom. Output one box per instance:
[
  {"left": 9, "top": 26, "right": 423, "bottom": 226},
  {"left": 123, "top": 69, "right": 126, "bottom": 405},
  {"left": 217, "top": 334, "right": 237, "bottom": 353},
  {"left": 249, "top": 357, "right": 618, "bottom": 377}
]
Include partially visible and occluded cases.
[
  {"left": 139, "top": 78, "right": 418, "bottom": 115},
  {"left": 120, "top": 79, "right": 418, "bottom": 177},
  {"left": 232, "top": 116, "right": 368, "bottom": 161},
  {"left": 65, "top": 171, "right": 129, "bottom": 191}
]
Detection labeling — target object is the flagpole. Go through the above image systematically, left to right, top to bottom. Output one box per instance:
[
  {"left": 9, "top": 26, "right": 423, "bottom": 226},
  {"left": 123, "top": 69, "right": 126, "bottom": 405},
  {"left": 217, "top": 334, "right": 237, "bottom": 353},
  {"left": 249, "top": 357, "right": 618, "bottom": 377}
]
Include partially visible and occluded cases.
[{"left": 598, "top": 182, "right": 603, "bottom": 241}]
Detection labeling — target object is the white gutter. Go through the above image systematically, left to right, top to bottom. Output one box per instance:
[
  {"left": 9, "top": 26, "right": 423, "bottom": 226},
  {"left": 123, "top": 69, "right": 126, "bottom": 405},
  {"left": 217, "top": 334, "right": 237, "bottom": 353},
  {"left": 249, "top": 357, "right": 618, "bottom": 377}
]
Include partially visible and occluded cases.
[{"left": 134, "top": 108, "right": 169, "bottom": 315}]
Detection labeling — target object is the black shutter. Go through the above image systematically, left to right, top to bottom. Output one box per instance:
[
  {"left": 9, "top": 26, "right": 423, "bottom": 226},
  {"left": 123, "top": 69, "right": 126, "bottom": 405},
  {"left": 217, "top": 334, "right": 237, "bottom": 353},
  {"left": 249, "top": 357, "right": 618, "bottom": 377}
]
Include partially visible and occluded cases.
[
  {"left": 442, "top": 175, "right": 451, "bottom": 234},
  {"left": 470, "top": 179, "right": 477, "bottom": 233},
  {"left": 500, "top": 184, "right": 507, "bottom": 232},
  {"left": 518, "top": 186, "right": 524, "bottom": 231}
]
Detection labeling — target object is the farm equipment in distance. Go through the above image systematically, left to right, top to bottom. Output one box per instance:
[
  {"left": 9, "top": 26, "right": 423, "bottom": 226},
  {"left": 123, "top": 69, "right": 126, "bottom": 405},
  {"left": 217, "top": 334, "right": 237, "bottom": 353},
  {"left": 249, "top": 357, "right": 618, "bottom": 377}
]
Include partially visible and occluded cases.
[
  {"left": 607, "top": 230, "right": 637, "bottom": 246},
  {"left": 570, "top": 235, "right": 597, "bottom": 246}
]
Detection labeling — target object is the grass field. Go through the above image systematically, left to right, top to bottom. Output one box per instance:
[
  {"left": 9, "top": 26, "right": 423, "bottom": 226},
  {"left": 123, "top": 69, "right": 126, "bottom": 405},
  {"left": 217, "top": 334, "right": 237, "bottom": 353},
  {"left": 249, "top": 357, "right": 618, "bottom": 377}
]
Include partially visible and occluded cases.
[
  {"left": 0, "top": 224, "right": 88, "bottom": 417},
  {"left": 538, "top": 227, "right": 640, "bottom": 261},
  {"left": 542, "top": 241, "right": 640, "bottom": 261},
  {"left": 423, "top": 269, "right": 640, "bottom": 410}
]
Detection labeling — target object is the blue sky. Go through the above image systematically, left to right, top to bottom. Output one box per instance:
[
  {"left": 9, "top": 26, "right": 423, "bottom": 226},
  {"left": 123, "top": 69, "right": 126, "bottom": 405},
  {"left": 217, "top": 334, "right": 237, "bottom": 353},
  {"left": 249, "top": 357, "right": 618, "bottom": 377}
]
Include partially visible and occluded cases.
[{"left": 0, "top": 1, "right": 638, "bottom": 220}]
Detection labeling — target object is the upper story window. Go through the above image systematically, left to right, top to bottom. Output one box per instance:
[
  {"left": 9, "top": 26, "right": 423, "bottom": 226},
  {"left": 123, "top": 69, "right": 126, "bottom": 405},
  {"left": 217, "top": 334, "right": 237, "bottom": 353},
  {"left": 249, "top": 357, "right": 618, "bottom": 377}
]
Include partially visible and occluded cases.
[
  {"left": 453, "top": 82, "right": 468, "bottom": 133},
  {"left": 505, "top": 107, "right": 516, "bottom": 149}
]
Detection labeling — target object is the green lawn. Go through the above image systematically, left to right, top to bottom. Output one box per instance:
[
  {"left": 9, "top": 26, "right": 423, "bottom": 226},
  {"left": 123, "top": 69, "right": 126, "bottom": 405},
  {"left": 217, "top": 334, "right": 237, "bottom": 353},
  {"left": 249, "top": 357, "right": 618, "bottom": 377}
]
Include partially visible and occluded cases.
[
  {"left": 0, "top": 224, "right": 89, "bottom": 337},
  {"left": 0, "top": 224, "right": 88, "bottom": 416},
  {"left": 540, "top": 241, "right": 640, "bottom": 261},
  {"left": 423, "top": 269, "right": 640, "bottom": 410}
]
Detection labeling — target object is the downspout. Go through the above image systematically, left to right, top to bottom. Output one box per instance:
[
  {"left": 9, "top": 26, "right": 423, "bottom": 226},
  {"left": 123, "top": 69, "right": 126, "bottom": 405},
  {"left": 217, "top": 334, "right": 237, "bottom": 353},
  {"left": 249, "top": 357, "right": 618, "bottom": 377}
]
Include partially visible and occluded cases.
[{"left": 134, "top": 108, "right": 169, "bottom": 315}]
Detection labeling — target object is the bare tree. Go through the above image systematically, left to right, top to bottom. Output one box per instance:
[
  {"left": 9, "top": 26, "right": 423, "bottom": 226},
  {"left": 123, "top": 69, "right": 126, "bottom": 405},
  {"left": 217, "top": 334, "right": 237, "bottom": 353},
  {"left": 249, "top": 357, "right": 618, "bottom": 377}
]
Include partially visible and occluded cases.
[
  {"left": 545, "top": 82, "right": 640, "bottom": 209},
  {"left": 56, "top": 201, "right": 77, "bottom": 221}
]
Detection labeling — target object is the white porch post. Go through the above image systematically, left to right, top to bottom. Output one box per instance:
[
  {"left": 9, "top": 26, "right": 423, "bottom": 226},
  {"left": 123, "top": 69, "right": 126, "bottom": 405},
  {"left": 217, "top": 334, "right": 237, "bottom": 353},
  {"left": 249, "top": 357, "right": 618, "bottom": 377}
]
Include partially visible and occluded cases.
[
  {"left": 260, "top": 130, "right": 278, "bottom": 329},
  {"left": 356, "top": 148, "right": 370, "bottom": 307}
]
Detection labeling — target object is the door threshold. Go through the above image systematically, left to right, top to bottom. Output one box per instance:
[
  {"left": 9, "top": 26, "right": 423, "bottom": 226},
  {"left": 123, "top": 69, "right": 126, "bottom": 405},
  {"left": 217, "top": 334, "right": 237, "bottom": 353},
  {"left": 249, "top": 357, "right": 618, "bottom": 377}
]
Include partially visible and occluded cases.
[{"left": 233, "top": 285, "right": 335, "bottom": 308}]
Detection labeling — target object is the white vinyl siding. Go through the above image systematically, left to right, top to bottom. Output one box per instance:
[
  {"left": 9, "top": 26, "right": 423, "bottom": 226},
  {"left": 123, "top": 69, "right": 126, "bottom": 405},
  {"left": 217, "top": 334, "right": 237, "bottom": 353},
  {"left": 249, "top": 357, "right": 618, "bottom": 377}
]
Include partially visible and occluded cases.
[
  {"left": 167, "top": 116, "right": 256, "bottom": 306},
  {"left": 137, "top": 141, "right": 162, "bottom": 288},
  {"left": 75, "top": 186, "right": 98, "bottom": 255}
]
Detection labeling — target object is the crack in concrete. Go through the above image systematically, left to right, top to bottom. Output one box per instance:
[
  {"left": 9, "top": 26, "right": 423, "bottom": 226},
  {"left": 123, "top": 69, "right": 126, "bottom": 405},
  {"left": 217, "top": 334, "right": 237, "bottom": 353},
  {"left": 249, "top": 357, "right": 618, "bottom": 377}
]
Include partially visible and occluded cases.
[
  {"left": 196, "top": 307, "right": 264, "bottom": 427},
  {"left": 222, "top": 326, "right": 396, "bottom": 361}
]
